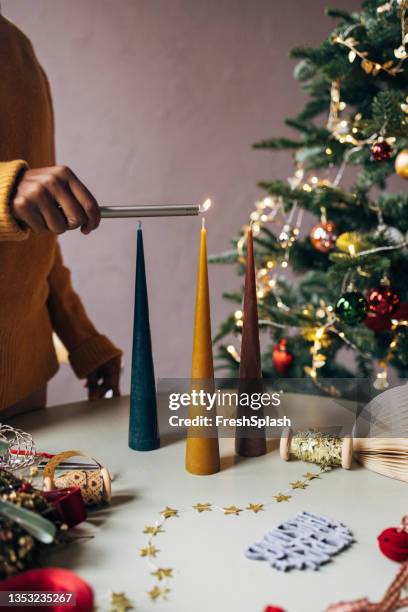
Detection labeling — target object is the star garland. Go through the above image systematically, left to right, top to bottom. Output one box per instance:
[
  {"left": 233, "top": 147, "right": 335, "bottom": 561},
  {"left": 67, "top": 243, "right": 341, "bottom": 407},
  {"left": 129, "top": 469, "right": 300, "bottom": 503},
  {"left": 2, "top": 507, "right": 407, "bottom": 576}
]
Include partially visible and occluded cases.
[
  {"left": 140, "top": 466, "right": 329, "bottom": 602},
  {"left": 109, "top": 592, "right": 134, "bottom": 612}
]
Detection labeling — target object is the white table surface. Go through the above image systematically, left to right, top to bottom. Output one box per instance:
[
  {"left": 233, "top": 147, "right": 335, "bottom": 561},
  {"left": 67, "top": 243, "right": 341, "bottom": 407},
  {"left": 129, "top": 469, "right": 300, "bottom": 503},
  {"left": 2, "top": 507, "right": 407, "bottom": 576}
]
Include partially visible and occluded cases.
[{"left": 10, "top": 396, "right": 408, "bottom": 612}]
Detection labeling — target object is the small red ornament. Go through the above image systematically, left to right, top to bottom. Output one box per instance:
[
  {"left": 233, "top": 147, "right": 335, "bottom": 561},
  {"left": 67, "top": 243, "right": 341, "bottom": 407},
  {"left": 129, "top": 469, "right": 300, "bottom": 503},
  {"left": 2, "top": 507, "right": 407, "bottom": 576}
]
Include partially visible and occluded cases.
[
  {"left": 371, "top": 141, "right": 392, "bottom": 161},
  {"left": 310, "top": 221, "right": 337, "bottom": 253},
  {"left": 368, "top": 285, "right": 400, "bottom": 315},
  {"left": 365, "top": 301, "right": 408, "bottom": 332},
  {"left": 394, "top": 302, "right": 408, "bottom": 321},
  {"left": 364, "top": 311, "right": 392, "bottom": 332},
  {"left": 272, "top": 338, "right": 294, "bottom": 375},
  {"left": 378, "top": 516, "right": 408, "bottom": 563},
  {"left": 264, "top": 607, "right": 286, "bottom": 612}
]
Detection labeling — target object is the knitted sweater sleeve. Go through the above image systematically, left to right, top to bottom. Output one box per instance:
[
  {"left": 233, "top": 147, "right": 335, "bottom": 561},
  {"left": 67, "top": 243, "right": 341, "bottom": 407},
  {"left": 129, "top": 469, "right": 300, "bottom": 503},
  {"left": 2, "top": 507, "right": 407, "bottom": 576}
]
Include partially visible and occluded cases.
[
  {"left": 0, "top": 160, "right": 30, "bottom": 241},
  {"left": 47, "top": 242, "right": 122, "bottom": 378}
]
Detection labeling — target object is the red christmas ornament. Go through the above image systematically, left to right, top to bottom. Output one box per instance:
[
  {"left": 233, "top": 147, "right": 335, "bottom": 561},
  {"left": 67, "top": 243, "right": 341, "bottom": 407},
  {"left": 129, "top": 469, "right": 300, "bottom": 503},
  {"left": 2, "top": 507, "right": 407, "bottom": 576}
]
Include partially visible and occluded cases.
[
  {"left": 371, "top": 141, "right": 392, "bottom": 161},
  {"left": 310, "top": 221, "right": 337, "bottom": 253},
  {"left": 368, "top": 286, "right": 400, "bottom": 315},
  {"left": 365, "top": 301, "right": 408, "bottom": 332},
  {"left": 394, "top": 302, "right": 408, "bottom": 321},
  {"left": 364, "top": 311, "right": 392, "bottom": 332},
  {"left": 272, "top": 339, "right": 294, "bottom": 375},
  {"left": 378, "top": 517, "right": 408, "bottom": 563},
  {"left": 0, "top": 568, "right": 94, "bottom": 611},
  {"left": 264, "top": 607, "right": 286, "bottom": 612}
]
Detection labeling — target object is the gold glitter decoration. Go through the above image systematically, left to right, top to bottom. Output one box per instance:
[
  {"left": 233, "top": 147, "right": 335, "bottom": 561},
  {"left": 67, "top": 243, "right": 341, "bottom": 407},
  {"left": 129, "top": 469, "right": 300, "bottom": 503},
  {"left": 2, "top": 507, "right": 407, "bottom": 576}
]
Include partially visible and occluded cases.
[
  {"left": 291, "top": 431, "right": 343, "bottom": 468},
  {"left": 303, "top": 471, "right": 321, "bottom": 480},
  {"left": 290, "top": 480, "right": 308, "bottom": 490},
  {"left": 274, "top": 493, "right": 292, "bottom": 503},
  {"left": 193, "top": 503, "right": 212, "bottom": 513},
  {"left": 246, "top": 503, "right": 264, "bottom": 513},
  {"left": 222, "top": 505, "right": 243, "bottom": 515},
  {"left": 160, "top": 506, "right": 178, "bottom": 519},
  {"left": 143, "top": 525, "right": 164, "bottom": 536},
  {"left": 140, "top": 545, "right": 159, "bottom": 558},
  {"left": 152, "top": 568, "right": 173, "bottom": 581},
  {"left": 147, "top": 586, "right": 170, "bottom": 601},
  {"left": 109, "top": 592, "right": 134, "bottom": 612}
]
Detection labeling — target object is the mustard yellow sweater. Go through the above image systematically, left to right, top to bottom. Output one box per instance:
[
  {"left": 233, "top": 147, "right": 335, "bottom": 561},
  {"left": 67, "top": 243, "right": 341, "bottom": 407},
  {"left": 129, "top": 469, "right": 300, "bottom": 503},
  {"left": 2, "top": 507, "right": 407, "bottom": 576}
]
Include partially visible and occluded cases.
[{"left": 0, "top": 16, "right": 121, "bottom": 410}]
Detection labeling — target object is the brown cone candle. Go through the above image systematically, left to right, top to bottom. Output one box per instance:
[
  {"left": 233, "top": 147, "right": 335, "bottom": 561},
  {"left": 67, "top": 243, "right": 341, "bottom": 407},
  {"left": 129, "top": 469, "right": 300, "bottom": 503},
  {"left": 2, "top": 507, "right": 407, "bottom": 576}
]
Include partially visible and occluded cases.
[{"left": 235, "top": 227, "right": 266, "bottom": 457}]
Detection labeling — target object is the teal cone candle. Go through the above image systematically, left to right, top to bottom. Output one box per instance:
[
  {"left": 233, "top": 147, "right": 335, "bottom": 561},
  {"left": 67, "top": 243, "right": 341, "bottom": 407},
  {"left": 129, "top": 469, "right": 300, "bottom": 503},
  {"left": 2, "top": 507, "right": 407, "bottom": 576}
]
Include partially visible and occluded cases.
[{"left": 129, "top": 223, "right": 160, "bottom": 451}]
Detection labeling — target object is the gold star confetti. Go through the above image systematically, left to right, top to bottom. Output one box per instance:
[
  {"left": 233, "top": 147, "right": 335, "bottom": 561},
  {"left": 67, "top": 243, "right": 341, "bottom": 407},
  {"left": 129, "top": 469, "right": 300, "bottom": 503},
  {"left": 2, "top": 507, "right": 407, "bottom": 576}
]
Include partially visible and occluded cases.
[
  {"left": 303, "top": 472, "right": 320, "bottom": 481},
  {"left": 290, "top": 480, "right": 307, "bottom": 490},
  {"left": 274, "top": 493, "right": 292, "bottom": 503},
  {"left": 193, "top": 502, "right": 212, "bottom": 513},
  {"left": 246, "top": 503, "right": 264, "bottom": 513},
  {"left": 222, "top": 505, "right": 243, "bottom": 515},
  {"left": 160, "top": 506, "right": 178, "bottom": 519},
  {"left": 143, "top": 525, "right": 164, "bottom": 535},
  {"left": 140, "top": 544, "right": 159, "bottom": 558},
  {"left": 151, "top": 567, "right": 173, "bottom": 581},
  {"left": 147, "top": 586, "right": 170, "bottom": 601},
  {"left": 109, "top": 592, "right": 134, "bottom": 611}
]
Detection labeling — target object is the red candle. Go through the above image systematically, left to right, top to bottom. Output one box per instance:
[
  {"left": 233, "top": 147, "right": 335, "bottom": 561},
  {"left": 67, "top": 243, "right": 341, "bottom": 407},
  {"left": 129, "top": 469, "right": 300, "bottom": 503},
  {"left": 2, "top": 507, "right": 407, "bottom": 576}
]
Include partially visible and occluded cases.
[{"left": 235, "top": 228, "right": 266, "bottom": 457}]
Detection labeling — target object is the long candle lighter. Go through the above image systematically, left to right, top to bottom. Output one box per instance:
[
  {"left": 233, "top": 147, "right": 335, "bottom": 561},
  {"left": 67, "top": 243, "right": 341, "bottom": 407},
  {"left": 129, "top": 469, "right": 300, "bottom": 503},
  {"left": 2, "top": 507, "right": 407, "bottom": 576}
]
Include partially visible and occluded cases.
[{"left": 100, "top": 199, "right": 211, "bottom": 219}]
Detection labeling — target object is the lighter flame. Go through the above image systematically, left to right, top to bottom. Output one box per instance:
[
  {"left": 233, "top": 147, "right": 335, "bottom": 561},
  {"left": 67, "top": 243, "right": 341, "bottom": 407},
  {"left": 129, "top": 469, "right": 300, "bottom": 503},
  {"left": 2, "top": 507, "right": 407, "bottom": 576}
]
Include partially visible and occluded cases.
[{"left": 199, "top": 198, "right": 212, "bottom": 213}]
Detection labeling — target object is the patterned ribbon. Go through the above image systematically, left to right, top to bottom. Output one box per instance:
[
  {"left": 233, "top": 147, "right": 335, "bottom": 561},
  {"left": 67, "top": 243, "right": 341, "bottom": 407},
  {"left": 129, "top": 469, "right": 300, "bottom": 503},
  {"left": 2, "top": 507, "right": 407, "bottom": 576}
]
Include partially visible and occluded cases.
[
  {"left": 43, "top": 450, "right": 111, "bottom": 506},
  {"left": 326, "top": 562, "right": 408, "bottom": 611}
]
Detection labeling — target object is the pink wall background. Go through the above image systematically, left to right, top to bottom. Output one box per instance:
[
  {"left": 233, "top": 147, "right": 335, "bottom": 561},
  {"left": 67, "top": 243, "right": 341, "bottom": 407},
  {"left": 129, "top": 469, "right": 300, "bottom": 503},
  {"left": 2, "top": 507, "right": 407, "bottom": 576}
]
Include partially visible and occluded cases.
[{"left": 3, "top": 0, "right": 357, "bottom": 405}]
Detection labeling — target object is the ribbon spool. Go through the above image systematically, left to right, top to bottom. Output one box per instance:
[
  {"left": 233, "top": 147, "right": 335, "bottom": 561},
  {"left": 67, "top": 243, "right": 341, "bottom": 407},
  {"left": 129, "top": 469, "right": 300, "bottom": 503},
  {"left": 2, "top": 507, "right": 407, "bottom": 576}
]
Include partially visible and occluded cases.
[
  {"left": 280, "top": 428, "right": 353, "bottom": 470},
  {"left": 43, "top": 451, "right": 112, "bottom": 506}
]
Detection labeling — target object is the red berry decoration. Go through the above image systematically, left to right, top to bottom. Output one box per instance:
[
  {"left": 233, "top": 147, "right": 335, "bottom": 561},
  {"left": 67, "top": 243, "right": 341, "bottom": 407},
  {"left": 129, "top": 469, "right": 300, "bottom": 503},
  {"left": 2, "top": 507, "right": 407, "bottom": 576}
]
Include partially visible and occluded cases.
[
  {"left": 371, "top": 141, "right": 392, "bottom": 161},
  {"left": 310, "top": 221, "right": 337, "bottom": 253},
  {"left": 368, "top": 286, "right": 400, "bottom": 316},
  {"left": 272, "top": 338, "right": 294, "bottom": 376},
  {"left": 378, "top": 516, "right": 408, "bottom": 563}
]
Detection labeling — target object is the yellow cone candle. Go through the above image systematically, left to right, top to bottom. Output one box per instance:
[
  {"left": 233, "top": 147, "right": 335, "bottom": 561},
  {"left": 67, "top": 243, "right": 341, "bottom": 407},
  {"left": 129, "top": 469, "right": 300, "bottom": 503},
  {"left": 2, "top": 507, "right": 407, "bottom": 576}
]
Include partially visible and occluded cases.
[{"left": 185, "top": 219, "right": 220, "bottom": 475}]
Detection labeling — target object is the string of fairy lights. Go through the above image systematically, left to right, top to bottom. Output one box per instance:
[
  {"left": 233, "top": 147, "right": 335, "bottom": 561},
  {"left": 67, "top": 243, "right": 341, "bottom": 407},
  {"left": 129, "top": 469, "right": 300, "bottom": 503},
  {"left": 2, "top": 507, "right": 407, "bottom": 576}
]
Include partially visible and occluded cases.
[{"left": 226, "top": 0, "right": 408, "bottom": 390}]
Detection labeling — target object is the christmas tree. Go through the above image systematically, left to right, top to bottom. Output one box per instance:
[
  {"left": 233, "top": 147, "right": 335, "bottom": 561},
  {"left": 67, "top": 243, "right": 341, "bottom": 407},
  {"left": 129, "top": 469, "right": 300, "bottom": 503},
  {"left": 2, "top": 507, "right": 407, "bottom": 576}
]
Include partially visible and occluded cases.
[{"left": 212, "top": 0, "right": 408, "bottom": 390}]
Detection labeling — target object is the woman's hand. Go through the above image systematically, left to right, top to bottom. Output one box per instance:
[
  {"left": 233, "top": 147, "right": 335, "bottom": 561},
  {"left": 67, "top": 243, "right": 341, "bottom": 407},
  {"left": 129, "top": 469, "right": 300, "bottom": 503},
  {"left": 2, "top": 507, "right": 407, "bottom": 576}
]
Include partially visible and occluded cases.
[
  {"left": 11, "top": 166, "right": 100, "bottom": 235},
  {"left": 86, "top": 356, "right": 121, "bottom": 401}
]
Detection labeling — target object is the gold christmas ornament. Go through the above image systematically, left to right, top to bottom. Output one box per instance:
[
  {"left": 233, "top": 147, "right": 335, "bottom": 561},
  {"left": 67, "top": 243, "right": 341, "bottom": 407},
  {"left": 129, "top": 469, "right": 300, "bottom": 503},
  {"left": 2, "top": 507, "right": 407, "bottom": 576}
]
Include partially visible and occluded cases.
[
  {"left": 395, "top": 148, "right": 408, "bottom": 179},
  {"left": 310, "top": 221, "right": 337, "bottom": 253},
  {"left": 336, "top": 232, "right": 368, "bottom": 254}
]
